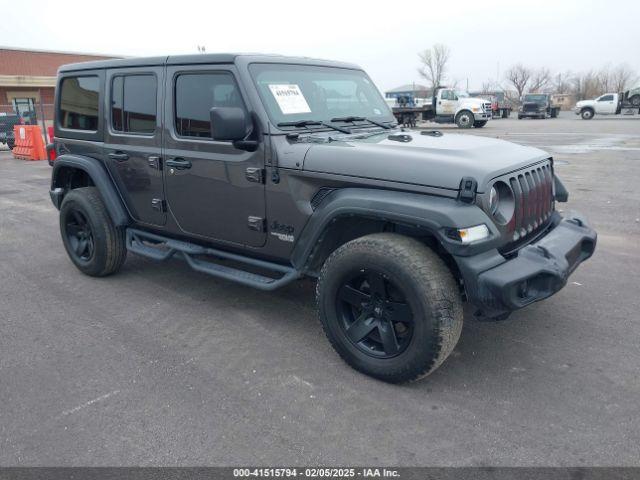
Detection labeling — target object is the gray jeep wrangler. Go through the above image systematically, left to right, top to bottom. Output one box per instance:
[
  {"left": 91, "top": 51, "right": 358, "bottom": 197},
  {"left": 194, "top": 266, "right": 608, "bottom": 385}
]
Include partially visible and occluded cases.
[{"left": 49, "top": 54, "right": 596, "bottom": 383}]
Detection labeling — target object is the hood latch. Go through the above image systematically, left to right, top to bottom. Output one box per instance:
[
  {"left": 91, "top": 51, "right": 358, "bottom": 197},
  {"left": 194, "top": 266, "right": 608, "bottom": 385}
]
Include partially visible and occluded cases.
[{"left": 458, "top": 177, "right": 478, "bottom": 203}]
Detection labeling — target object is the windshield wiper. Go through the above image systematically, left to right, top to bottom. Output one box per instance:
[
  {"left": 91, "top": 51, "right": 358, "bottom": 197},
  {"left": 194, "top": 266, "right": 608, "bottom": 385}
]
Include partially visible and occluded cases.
[
  {"left": 330, "top": 116, "right": 393, "bottom": 129},
  {"left": 277, "top": 120, "right": 351, "bottom": 134}
]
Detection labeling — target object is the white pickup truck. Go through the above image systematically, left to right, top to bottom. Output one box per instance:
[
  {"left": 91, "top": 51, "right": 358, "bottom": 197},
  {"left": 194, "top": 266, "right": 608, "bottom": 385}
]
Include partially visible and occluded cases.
[{"left": 574, "top": 91, "right": 640, "bottom": 119}]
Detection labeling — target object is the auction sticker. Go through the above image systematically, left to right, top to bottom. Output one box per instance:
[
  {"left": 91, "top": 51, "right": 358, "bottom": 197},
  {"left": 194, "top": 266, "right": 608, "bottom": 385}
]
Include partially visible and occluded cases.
[{"left": 268, "top": 84, "right": 311, "bottom": 115}]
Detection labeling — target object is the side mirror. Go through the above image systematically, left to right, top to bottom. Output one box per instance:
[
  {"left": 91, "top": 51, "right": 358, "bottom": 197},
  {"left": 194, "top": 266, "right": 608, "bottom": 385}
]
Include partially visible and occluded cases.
[{"left": 209, "top": 107, "right": 248, "bottom": 141}]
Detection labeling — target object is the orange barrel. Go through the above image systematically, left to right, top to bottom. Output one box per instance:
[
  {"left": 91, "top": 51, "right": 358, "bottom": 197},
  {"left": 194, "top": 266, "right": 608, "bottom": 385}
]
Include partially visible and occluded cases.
[{"left": 12, "top": 125, "right": 46, "bottom": 161}]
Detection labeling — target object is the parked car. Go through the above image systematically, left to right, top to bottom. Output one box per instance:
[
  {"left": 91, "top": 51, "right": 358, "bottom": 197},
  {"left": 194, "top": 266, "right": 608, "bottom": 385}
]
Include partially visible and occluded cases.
[
  {"left": 49, "top": 54, "right": 597, "bottom": 383},
  {"left": 0, "top": 113, "right": 22, "bottom": 150}
]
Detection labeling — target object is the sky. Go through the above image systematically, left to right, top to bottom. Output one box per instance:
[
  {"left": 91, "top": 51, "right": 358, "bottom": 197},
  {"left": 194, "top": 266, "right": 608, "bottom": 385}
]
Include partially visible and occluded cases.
[{"left": 2, "top": 0, "right": 639, "bottom": 93}]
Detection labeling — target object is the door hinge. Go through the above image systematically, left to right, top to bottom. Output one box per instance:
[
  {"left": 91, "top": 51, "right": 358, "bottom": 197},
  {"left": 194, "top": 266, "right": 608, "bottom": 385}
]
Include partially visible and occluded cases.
[
  {"left": 148, "top": 156, "right": 161, "bottom": 170},
  {"left": 245, "top": 167, "right": 265, "bottom": 184},
  {"left": 151, "top": 198, "right": 166, "bottom": 212},
  {"left": 247, "top": 216, "right": 266, "bottom": 232}
]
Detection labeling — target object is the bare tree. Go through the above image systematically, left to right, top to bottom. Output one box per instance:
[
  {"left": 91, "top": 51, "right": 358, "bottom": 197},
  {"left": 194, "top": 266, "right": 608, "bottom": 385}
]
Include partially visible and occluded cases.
[
  {"left": 417, "top": 44, "right": 451, "bottom": 90},
  {"left": 505, "top": 64, "right": 531, "bottom": 99},
  {"left": 611, "top": 64, "right": 637, "bottom": 93},
  {"left": 596, "top": 66, "right": 613, "bottom": 93},
  {"left": 529, "top": 68, "right": 552, "bottom": 92},
  {"left": 571, "top": 70, "right": 600, "bottom": 100},
  {"left": 553, "top": 71, "right": 573, "bottom": 94},
  {"left": 481, "top": 80, "right": 499, "bottom": 94}
]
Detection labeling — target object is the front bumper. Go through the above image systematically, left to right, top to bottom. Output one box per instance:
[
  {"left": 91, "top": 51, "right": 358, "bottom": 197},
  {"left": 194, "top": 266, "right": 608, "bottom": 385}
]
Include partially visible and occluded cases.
[
  {"left": 519, "top": 110, "right": 545, "bottom": 117},
  {"left": 474, "top": 112, "right": 492, "bottom": 120},
  {"left": 456, "top": 212, "right": 597, "bottom": 318}
]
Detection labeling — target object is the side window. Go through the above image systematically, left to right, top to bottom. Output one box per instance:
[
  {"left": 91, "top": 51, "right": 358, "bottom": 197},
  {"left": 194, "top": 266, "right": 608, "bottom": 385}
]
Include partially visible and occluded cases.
[
  {"left": 175, "top": 72, "right": 245, "bottom": 139},
  {"left": 111, "top": 74, "right": 157, "bottom": 134},
  {"left": 59, "top": 76, "right": 99, "bottom": 130},
  {"left": 441, "top": 90, "right": 450, "bottom": 100},
  {"left": 598, "top": 95, "right": 613, "bottom": 102}
]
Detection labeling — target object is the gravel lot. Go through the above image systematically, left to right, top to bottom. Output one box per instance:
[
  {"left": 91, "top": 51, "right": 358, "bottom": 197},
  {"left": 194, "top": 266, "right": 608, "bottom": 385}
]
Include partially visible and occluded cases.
[{"left": 1, "top": 112, "right": 639, "bottom": 466}]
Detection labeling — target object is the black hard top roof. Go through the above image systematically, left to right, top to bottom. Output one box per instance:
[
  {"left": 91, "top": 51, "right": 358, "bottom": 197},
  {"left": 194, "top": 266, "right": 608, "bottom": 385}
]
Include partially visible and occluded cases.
[{"left": 58, "top": 53, "right": 361, "bottom": 73}]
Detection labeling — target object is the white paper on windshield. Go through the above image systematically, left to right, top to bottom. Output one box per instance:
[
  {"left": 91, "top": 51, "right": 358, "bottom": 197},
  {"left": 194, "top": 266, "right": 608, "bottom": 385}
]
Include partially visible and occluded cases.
[{"left": 268, "top": 84, "right": 311, "bottom": 115}]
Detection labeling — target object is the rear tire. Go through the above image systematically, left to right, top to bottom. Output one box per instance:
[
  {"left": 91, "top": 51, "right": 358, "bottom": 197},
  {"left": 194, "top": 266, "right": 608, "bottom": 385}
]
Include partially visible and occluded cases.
[
  {"left": 455, "top": 110, "right": 474, "bottom": 129},
  {"left": 59, "top": 187, "right": 127, "bottom": 277},
  {"left": 317, "top": 233, "right": 463, "bottom": 383}
]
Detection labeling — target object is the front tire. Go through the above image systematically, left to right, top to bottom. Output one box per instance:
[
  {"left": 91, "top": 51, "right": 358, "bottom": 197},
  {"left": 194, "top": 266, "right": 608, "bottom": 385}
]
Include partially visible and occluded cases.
[
  {"left": 581, "top": 108, "right": 594, "bottom": 120},
  {"left": 455, "top": 110, "right": 474, "bottom": 129},
  {"left": 473, "top": 120, "right": 487, "bottom": 128},
  {"left": 59, "top": 187, "right": 127, "bottom": 277},
  {"left": 317, "top": 234, "right": 463, "bottom": 383}
]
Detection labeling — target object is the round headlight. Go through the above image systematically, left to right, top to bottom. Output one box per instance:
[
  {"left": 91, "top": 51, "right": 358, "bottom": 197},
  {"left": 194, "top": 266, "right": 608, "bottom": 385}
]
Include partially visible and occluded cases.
[
  {"left": 489, "top": 181, "right": 515, "bottom": 225},
  {"left": 489, "top": 186, "right": 499, "bottom": 214}
]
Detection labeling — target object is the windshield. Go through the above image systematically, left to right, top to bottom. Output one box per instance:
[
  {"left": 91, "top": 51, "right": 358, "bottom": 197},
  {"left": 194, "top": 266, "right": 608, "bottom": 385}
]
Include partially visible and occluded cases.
[
  {"left": 249, "top": 63, "right": 394, "bottom": 127},
  {"left": 455, "top": 90, "right": 470, "bottom": 98},
  {"left": 523, "top": 94, "right": 547, "bottom": 103}
]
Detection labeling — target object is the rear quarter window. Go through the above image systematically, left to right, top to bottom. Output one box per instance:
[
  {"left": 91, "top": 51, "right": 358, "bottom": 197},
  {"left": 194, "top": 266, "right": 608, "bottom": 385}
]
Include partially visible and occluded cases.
[{"left": 59, "top": 76, "right": 100, "bottom": 131}]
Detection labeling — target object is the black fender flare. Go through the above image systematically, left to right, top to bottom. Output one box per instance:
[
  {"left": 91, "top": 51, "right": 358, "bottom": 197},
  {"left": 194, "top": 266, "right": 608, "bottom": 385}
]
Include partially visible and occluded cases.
[
  {"left": 50, "top": 154, "right": 130, "bottom": 226},
  {"left": 290, "top": 188, "right": 498, "bottom": 270}
]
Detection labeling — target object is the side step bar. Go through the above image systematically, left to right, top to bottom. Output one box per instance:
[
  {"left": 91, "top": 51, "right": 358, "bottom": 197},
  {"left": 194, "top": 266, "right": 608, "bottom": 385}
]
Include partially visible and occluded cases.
[{"left": 125, "top": 228, "right": 301, "bottom": 291}]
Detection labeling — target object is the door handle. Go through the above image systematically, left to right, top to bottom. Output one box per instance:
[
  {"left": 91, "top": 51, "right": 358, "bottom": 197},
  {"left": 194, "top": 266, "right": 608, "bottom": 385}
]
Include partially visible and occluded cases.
[
  {"left": 108, "top": 152, "right": 129, "bottom": 161},
  {"left": 165, "top": 157, "right": 192, "bottom": 170}
]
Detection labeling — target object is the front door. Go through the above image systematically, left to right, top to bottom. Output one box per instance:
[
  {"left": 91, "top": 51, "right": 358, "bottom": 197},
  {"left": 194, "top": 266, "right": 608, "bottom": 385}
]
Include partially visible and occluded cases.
[
  {"left": 163, "top": 65, "right": 266, "bottom": 247},
  {"left": 104, "top": 67, "right": 165, "bottom": 226},
  {"left": 437, "top": 89, "right": 457, "bottom": 116},
  {"left": 595, "top": 94, "right": 616, "bottom": 114}
]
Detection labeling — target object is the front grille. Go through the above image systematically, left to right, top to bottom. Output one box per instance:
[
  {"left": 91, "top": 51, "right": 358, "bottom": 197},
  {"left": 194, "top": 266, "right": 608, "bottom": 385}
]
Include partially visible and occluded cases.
[
  {"left": 523, "top": 103, "right": 539, "bottom": 112},
  {"left": 507, "top": 162, "right": 554, "bottom": 244}
]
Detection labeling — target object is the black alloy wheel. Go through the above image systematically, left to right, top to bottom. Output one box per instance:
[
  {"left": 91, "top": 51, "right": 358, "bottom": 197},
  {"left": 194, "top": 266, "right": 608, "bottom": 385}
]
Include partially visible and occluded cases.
[
  {"left": 59, "top": 187, "right": 127, "bottom": 277},
  {"left": 64, "top": 209, "right": 95, "bottom": 262},
  {"left": 336, "top": 269, "right": 414, "bottom": 358}
]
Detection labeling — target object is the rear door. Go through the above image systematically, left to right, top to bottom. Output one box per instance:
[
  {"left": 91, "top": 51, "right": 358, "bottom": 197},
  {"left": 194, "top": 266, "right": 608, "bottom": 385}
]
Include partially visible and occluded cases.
[
  {"left": 162, "top": 64, "right": 266, "bottom": 247},
  {"left": 104, "top": 67, "right": 165, "bottom": 226}
]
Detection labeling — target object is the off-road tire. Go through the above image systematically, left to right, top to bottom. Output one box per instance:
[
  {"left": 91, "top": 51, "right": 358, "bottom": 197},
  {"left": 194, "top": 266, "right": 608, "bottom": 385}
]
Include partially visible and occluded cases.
[
  {"left": 581, "top": 108, "right": 594, "bottom": 120},
  {"left": 455, "top": 110, "right": 474, "bottom": 129},
  {"left": 473, "top": 120, "right": 487, "bottom": 128},
  {"left": 59, "top": 187, "right": 127, "bottom": 277},
  {"left": 316, "top": 233, "right": 463, "bottom": 383}
]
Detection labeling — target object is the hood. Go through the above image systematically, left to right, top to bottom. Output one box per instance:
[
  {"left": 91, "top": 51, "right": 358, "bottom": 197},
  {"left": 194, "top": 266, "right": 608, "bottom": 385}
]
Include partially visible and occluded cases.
[
  {"left": 461, "top": 97, "right": 488, "bottom": 107},
  {"left": 302, "top": 130, "right": 549, "bottom": 192}
]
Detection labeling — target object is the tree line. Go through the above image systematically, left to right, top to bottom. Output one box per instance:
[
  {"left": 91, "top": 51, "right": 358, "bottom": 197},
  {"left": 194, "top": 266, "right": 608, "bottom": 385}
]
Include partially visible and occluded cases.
[{"left": 418, "top": 44, "right": 638, "bottom": 103}]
